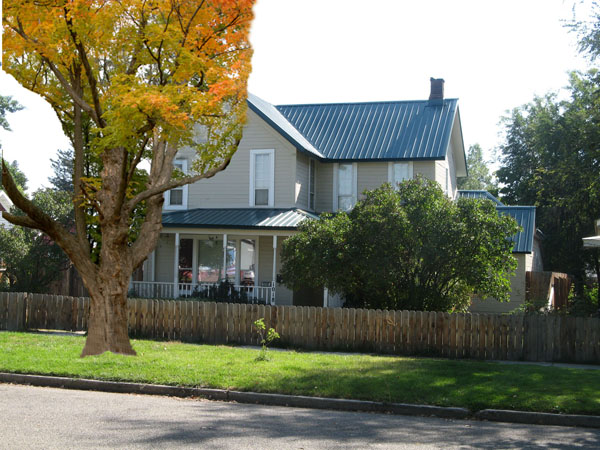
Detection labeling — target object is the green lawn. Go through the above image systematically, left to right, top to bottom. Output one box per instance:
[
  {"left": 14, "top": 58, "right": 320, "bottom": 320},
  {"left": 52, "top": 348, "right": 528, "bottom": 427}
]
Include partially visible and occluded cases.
[{"left": 1, "top": 331, "right": 599, "bottom": 415}]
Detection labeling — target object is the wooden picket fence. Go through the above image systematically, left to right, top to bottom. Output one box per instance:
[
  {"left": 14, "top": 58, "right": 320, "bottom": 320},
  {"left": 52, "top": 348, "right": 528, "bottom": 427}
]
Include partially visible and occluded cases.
[{"left": 0, "top": 292, "right": 599, "bottom": 363}]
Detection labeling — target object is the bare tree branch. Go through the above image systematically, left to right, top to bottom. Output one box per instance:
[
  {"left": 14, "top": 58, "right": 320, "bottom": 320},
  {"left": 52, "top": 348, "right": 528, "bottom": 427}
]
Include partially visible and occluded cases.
[{"left": 63, "top": 6, "right": 106, "bottom": 127}]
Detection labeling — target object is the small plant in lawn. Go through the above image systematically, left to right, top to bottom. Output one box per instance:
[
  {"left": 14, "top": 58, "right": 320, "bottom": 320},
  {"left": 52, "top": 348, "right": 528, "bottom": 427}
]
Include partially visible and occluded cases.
[{"left": 253, "top": 318, "right": 280, "bottom": 361}]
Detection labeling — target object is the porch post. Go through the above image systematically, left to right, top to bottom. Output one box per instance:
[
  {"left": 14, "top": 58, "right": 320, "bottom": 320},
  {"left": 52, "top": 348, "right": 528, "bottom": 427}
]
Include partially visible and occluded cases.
[
  {"left": 173, "top": 232, "right": 180, "bottom": 298},
  {"left": 222, "top": 233, "right": 228, "bottom": 280},
  {"left": 271, "top": 235, "right": 277, "bottom": 305},
  {"left": 150, "top": 249, "right": 156, "bottom": 282}
]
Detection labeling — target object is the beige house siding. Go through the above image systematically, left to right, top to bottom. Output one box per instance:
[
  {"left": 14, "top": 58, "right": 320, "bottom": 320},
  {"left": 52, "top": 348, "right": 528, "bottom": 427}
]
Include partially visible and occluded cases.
[
  {"left": 180, "top": 109, "right": 297, "bottom": 209},
  {"left": 447, "top": 142, "right": 458, "bottom": 199},
  {"left": 295, "top": 153, "right": 309, "bottom": 209},
  {"left": 434, "top": 159, "right": 449, "bottom": 195},
  {"left": 413, "top": 161, "right": 436, "bottom": 182},
  {"left": 315, "top": 162, "right": 333, "bottom": 213},
  {"left": 357, "top": 162, "right": 388, "bottom": 199},
  {"left": 469, "top": 253, "right": 530, "bottom": 314}
]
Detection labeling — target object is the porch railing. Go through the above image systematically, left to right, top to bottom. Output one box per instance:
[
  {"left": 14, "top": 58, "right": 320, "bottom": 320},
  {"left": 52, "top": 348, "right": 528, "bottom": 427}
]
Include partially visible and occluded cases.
[{"left": 129, "top": 281, "right": 274, "bottom": 304}]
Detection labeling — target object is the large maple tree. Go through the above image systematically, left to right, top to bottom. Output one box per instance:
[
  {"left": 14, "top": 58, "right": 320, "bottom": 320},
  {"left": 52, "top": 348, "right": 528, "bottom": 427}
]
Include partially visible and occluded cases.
[{"left": 2, "top": 0, "right": 254, "bottom": 356}]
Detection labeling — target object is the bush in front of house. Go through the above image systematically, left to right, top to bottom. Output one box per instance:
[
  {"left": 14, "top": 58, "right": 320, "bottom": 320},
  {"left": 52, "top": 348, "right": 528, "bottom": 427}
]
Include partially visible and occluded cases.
[{"left": 281, "top": 178, "right": 520, "bottom": 312}]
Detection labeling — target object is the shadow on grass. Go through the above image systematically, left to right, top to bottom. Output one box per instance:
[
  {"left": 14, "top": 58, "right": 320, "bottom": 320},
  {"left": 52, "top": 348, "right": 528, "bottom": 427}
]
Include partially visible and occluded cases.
[{"left": 232, "top": 357, "right": 600, "bottom": 415}]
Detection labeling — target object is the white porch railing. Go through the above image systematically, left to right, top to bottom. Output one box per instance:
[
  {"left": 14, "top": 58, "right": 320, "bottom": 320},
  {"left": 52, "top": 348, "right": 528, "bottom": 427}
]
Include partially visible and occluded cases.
[{"left": 129, "top": 281, "right": 274, "bottom": 305}]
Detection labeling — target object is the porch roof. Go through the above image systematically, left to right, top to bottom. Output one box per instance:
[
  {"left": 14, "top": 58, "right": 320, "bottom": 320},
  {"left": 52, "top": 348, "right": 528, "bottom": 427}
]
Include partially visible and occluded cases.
[{"left": 162, "top": 208, "right": 319, "bottom": 230}]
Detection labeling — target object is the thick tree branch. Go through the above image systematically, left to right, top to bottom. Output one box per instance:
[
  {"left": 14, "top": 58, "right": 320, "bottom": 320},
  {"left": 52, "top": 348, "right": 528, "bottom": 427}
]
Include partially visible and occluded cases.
[
  {"left": 72, "top": 67, "right": 92, "bottom": 256},
  {"left": 125, "top": 151, "right": 234, "bottom": 211},
  {"left": 1, "top": 160, "right": 97, "bottom": 277},
  {"left": 129, "top": 195, "right": 164, "bottom": 270},
  {"left": 1, "top": 212, "right": 40, "bottom": 229}
]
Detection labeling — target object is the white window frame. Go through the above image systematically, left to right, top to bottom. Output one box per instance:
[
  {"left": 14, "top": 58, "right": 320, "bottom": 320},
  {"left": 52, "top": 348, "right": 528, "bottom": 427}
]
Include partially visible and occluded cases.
[
  {"left": 249, "top": 149, "right": 275, "bottom": 207},
  {"left": 164, "top": 159, "right": 188, "bottom": 210},
  {"left": 308, "top": 159, "right": 316, "bottom": 211},
  {"left": 387, "top": 161, "right": 414, "bottom": 189},
  {"left": 333, "top": 162, "right": 358, "bottom": 211}
]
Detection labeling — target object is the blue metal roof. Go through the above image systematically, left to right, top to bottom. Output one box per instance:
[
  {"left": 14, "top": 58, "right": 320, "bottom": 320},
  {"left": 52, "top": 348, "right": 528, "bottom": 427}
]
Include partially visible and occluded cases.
[
  {"left": 273, "top": 99, "right": 459, "bottom": 161},
  {"left": 458, "top": 190, "right": 504, "bottom": 205},
  {"left": 497, "top": 206, "right": 536, "bottom": 253},
  {"left": 162, "top": 208, "right": 319, "bottom": 230}
]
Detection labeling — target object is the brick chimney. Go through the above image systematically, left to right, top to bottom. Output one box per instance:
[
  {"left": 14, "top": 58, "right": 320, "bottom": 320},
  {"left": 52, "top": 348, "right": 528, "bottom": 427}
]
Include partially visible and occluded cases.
[{"left": 429, "top": 77, "right": 445, "bottom": 103}]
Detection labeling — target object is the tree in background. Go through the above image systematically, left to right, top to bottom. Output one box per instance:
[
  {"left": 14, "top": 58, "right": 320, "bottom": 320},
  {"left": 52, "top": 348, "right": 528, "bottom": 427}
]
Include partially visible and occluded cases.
[
  {"left": 2, "top": 0, "right": 254, "bottom": 356},
  {"left": 496, "top": 72, "right": 600, "bottom": 304},
  {"left": 0, "top": 95, "right": 22, "bottom": 135},
  {"left": 0, "top": 95, "right": 26, "bottom": 192},
  {"left": 457, "top": 144, "right": 499, "bottom": 196},
  {"left": 49, "top": 149, "right": 75, "bottom": 193},
  {"left": 0, "top": 156, "right": 72, "bottom": 293},
  {"left": 281, "top": 180, "right": 519, "bottom": 312},
  {"left": 0, "top": 188, "right": 72, "bottom": 292}
]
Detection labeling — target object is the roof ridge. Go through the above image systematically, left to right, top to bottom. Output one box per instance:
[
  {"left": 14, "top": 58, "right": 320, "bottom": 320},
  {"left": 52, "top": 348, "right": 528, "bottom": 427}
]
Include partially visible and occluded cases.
[{"left": 276, "top": 98, "right": 459, "bottom": 108}]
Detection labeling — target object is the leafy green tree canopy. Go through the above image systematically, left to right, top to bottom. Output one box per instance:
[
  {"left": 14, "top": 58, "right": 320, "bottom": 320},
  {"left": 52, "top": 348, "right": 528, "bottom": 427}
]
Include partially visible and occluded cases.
[
  {"left": 496, "top": 71, "right": 600, "bottom": 298},
  {"left": 0, "top": 94, "right": 22, "bottom": 133},
  {"left": 457, "top": 143, "right": 498, "bottom": 196},
  {"left": 281, "top": 179, "right": 519, "bottom": 312}
]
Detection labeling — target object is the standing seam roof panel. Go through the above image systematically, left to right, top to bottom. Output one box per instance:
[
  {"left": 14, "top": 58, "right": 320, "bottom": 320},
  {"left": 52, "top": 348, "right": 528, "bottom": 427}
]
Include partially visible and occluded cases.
[{"left": 275, "top": 98, "right": 458, "bottom": 161}]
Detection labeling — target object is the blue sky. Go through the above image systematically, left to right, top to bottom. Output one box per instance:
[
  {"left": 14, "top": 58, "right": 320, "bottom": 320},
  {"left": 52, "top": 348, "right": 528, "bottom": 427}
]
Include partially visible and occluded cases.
[{"left": 0, "top": 0, "right": 592, "bottom": 192}]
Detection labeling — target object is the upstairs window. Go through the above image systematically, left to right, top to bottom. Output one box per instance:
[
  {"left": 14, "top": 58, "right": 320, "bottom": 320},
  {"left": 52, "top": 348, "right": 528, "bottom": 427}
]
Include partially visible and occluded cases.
[
  {"left": 250, "top": 149, "right": 274, "bottom": 207},
  {"left": 165, "top": 159, "right": 188, "bottom": 210},
  {"left": 308, "top": 159, "right": 316, "bottom": 210},
  {"left": 388, "top": 162, "right": 413, "bottom": 189},
  {"left": 334, "top": 163, "right": 357, "bottom": 211}
]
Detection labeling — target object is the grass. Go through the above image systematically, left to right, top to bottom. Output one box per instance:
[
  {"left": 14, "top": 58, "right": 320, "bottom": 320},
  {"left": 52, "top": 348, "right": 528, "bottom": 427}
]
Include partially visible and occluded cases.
[{"left": 1, "top": 331, "right": 599, "bottom": 415}]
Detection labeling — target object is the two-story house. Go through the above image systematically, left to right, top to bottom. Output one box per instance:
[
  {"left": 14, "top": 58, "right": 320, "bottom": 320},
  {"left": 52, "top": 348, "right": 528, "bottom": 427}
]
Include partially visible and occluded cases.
[{"left": 131, "top": 78, "right": 537, "bottom": 312}]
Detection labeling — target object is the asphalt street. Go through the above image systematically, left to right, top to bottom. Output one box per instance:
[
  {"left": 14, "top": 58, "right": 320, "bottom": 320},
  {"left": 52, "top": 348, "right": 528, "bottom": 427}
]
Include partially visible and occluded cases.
[{"left": 1, "top": 383, "right": 599, "bottom": 449}]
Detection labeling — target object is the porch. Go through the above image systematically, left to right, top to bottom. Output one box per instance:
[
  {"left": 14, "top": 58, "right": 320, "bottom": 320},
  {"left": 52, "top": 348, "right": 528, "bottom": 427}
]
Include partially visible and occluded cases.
[
  {"left": 131, "top": 208, "right": 322, "bottom": 305},
  {"left": 132, "top": 230, "right": 290, "bottom": 305}
]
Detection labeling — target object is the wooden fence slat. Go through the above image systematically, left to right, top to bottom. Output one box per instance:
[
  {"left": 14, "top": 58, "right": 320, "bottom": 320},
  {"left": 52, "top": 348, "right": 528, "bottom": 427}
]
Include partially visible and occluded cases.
[
  {"left": 0, "top": 293, "right": 7, "bottom": 330},
  {"left": 6, "top": 293, "right": 17, "bottom": 331},
  {"left": 297, "top": 306, "right": 304, "bottom": 348},
  {"left": 449, "top": 313, "right": 457, "bottom": 358},
  {"left": 462, "top": 313, "right": 471, "bottom": 359},
  {"left": 575, "top": 316, "right": 585, "bottom": 363}
]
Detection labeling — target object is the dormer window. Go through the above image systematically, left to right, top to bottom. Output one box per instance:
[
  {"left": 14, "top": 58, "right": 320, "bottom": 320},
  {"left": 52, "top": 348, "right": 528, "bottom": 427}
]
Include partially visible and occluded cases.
[
  {"left": 250, "top": 149, "right": 274, "bottom": 207},
  {"left": 165, "top": 159, "right": 188, "bottom": 210}
]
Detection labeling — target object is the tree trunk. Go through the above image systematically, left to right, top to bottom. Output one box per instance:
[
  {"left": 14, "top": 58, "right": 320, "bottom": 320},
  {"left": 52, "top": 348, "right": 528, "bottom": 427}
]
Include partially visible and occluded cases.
[
  {"left": 80, "top": 227, "right": 136, "bottom": 357},
  {"left": 81, "top": 281, "right": 135, "bottom": 357}
]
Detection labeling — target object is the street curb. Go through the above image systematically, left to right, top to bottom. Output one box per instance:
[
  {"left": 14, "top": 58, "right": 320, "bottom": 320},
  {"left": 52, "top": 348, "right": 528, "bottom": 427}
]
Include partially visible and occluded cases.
[
  {"left": 0, "top": 372, "right": 468, "bottom": 420},
  {"left": 2, "top": 372, "right": 600, "bottom": 428},
  {"left": 475, "top": 409, "right": 600, "bottom": 429}
]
